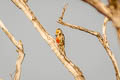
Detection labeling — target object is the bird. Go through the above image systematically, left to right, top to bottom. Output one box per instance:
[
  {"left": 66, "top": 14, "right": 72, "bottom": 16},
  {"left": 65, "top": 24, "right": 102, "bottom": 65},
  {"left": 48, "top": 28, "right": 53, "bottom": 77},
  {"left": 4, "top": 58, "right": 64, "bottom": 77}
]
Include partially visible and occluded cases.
[{"left": 55, "top": 28, "right": 66, "bottom": 56}]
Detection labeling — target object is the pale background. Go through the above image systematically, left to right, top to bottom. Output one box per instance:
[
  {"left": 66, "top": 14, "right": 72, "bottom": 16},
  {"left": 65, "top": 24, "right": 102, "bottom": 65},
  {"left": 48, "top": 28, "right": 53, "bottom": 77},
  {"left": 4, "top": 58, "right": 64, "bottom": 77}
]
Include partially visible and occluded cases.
[{"left": 0, "top": 0, "right": 120, "bottom": 80}]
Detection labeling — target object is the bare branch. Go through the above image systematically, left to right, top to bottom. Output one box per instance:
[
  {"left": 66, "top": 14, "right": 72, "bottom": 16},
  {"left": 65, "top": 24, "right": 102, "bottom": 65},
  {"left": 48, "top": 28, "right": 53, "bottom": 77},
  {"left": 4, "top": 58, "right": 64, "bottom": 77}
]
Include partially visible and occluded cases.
[
  {"left": 11, "top": 0, "right": 85, "bottom": 80},
  {"left": 79, "top": 0, "right": 120, "bottom": 79},
  {"left": 82, "top": 0, "right": 112, "bottom": 19},
  {"left": 82, "top": 0, "right": 120, "bottom": 40},
  {"left": 59, "top": 3, "right": 68, "bottom": 20},
  {"left": 58, "top": 4, "right": 120, "bottom": 80},
  {"left": 58, "top": 4, "right": 101, "bottom": 37},
  {"left": 102, "top": 17, "right": 109, "bottom": 47},
  {"left": 102, "top": 17, "right": 120, "bottom": 80},
  {"left": 58, "top": 19, "right": 100, "bottom": 37},
  {"left": 0, "top": 20, "right": 25, "bottom": 80},
  {"left": 0, "top": 21, "right": 19, "bottom": 49}
]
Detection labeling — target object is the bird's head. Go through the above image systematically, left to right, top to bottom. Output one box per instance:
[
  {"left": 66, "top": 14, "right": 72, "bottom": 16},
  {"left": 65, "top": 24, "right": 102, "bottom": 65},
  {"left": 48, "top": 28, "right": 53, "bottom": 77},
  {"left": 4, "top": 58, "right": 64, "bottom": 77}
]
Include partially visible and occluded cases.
[{"left": 56, "top": 28, "right": 62, "bottom": 36}]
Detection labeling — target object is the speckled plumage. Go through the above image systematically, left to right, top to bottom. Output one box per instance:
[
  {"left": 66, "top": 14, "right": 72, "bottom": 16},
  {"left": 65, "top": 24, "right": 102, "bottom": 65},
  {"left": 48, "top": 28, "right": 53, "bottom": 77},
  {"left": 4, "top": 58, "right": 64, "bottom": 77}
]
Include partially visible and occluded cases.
[{"left": 56, "top": 28, "right": 66, "bottom": 56}]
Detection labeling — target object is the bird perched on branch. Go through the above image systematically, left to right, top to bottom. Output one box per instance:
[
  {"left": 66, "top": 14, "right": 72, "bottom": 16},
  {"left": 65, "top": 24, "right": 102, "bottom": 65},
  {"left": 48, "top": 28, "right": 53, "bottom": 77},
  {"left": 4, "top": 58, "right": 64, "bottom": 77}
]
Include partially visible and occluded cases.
[{"left": 55, "top": 28, "right": 66, "bottom": 56}]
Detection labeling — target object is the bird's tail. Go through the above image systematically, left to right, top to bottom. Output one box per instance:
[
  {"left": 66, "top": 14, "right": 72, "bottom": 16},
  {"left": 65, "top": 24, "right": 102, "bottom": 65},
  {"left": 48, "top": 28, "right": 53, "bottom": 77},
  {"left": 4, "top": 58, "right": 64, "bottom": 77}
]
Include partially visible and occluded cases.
[
  {"left": 59, "top": 45, "right": 66, "bottom": 56},
  {"left": 62, "top": 47, "right": 66, "bottom": 56}
]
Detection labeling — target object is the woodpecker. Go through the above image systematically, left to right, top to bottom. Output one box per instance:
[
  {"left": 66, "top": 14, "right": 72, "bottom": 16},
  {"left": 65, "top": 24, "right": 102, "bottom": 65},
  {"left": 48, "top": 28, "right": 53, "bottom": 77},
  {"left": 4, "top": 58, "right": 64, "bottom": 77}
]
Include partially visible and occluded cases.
[{"left": 55, "top": 28, "right": 66, "bottom": 56}]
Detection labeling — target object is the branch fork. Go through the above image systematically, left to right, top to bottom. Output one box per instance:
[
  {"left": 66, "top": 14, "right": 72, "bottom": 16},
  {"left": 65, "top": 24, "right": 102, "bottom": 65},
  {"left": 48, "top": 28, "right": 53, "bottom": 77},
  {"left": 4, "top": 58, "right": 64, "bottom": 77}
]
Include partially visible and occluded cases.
[
  {"left": 11, "top": 0, "right": 85, "bottom": 80},
  {"left": 57, "top": 4, "right": 120, "bottom": 80},
  {"left": 0, "top": 20, "right": 25, "bottom": 80}
]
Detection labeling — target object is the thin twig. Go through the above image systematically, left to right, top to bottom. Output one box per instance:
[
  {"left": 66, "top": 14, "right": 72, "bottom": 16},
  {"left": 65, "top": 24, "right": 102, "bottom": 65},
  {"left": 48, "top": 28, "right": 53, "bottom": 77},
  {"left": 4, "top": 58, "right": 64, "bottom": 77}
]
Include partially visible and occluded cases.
[
  {"left": 11, "top": 0, "right": 85, "bottom": 80},
  {"left": 59, "top": 3, "right": 68, "bottom": 20},
  {"left": 57, "top": 4, "right": 120, "bottom": 80},
  {"left": 102, "top": 17, "right": 109, "bottom": 47},
  {"left": 0, "top": 20, "right": 25, "bottom": 80}
]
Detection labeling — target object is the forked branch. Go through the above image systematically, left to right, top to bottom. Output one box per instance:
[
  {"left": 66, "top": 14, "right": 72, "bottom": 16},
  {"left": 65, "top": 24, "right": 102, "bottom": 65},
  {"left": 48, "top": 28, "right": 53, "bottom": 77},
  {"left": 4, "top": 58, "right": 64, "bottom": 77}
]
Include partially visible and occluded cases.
[
  {"left": 11, "top": 0, "right": 85, "bottom": 80},
  {"left": 82, "top": 0, "right": 112, "bottom": 19},
  {"left": 82, "top": 0, "right": 120, "bottom": 34},
  {"left": 57, "top": 4, "right": 120, "bottom": 80},
  {"left": 102, "top": 17, "right": 109, "bottom": 47},
  {"left": 0, "top": 20, "right": 25, "bottom": 80}
]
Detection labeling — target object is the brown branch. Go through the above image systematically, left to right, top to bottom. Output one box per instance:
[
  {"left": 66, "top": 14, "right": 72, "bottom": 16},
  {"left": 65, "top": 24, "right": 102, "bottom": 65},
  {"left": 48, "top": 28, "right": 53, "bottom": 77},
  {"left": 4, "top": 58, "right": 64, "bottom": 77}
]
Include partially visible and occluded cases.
[
  {"left": 11, "top": 0, "right": 85, "bottom": 80},
  {"left": 82, "top": 0, "right": 112, "bottom": 19},
  {"left": 82, "top": 0, "right": 120, "bottom": 39},
  {"left": 57, "top": 4, "right": 120, "bottom": 80},
  {"left": 58, "top": 4, "right": 101, "bottom": 37},
  {"left": 102, "top": 17, "right": 109, "bottom": 47},
  {"left": 102, "top": 17, "right": 120, "bottom": 80},
  {"left": 0, "top": 20, "right": 25, "bottom": 80}
]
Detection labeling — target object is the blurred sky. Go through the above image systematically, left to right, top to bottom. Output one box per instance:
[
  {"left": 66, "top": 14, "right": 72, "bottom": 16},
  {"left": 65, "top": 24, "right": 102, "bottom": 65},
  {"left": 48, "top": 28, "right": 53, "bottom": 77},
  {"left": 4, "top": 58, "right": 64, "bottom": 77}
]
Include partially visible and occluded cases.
[{"left": 0, "top": 0, "right": 120, "bottom": 80}]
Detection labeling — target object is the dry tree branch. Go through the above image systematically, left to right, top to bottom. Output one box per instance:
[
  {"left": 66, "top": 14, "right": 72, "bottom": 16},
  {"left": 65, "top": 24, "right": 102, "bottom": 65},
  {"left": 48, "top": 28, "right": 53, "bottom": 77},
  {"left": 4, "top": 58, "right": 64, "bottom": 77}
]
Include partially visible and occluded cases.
[
  {"left": 11, "top": 0, "right": 85, "bottom": 80},
  {"left": 82, "top": 0, "right": 112, "bottom": 19},
  {"left": 82, "top": 0, "right": 120, "bottom": 42},
  {"left": 57, "top": 4, "right": 120, "bottom": 80},
  {"left": 58, "top": 4, "right": 102, "bottom": 38},
  {"left": 102, "top": 17, "right": 109, "bottom": 47},
  {"left": 102, "top": 17, "right": 120, "bottom": 80},
  {"left": 0, "top": 20, "right": 25, "bottom": 80}
]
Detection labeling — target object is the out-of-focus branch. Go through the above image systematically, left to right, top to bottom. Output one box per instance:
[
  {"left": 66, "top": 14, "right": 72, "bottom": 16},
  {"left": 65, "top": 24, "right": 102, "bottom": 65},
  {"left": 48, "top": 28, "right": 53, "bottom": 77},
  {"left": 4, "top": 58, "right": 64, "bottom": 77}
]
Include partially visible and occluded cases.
[
  {"left": 11, "top": 0, "right": 85, "bottom": 80},
  {"left": 79, "top": 0, "right": 120, "bottom": 79},
  {"left": 82, "top": 0, "right": 112, "bottom": 19},
  {"left": 82, "top": 0, "right": 120, "bottom": 41},
  {"left": 57, "top": 4, "right": 120, "bottom": 80},
  {"left": 0, "top": 20, "right": 25, "bottom": 80}
]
